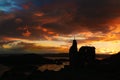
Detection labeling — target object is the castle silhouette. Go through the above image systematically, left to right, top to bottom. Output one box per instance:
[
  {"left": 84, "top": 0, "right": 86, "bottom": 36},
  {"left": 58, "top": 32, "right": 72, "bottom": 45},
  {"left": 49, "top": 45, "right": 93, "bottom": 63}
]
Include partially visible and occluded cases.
[{"left": 69, "top": 38, "right": 96, "bottom": 68}]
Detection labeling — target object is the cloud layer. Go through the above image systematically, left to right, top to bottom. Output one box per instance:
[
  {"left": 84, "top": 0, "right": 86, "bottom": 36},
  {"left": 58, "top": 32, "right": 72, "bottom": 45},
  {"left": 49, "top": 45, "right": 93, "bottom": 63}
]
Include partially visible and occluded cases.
[{"left": 0, "top": 0, "right": 120, "bottom": 53}]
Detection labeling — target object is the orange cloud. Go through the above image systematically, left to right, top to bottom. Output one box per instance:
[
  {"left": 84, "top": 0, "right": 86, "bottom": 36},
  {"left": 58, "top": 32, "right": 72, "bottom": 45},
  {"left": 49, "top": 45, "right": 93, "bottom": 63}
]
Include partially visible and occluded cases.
[
  {"left": 22, "top": 2, "right": 32, "bottom": 10},
  {"left": 22, "top": 5, "right": 30, "bottom": 10},
  {"left": 34, "top": 12, "right": 44, "bottom": 17},
  {"left": 42, "top": 28, "right": 48, "bottom": 32},
  {"left": 22, "top": 30, "right": 31, "bottom": 37},
  {"left": 48, "top": 31, "right": 55, "bottom": 35},
  {"left": 43, "top": 35, "right": 52, "bottom": 40}
]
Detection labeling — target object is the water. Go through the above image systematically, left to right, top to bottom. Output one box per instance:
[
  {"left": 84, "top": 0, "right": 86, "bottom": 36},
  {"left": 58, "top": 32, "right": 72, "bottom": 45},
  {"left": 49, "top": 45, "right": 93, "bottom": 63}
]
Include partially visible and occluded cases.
[{"left": 38, "top": 61, "right": 69, "bottom": 71}]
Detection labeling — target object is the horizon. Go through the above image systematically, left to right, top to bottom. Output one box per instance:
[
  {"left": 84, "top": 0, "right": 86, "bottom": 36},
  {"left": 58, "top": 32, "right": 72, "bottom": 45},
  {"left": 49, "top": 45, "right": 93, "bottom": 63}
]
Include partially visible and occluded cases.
[{"left": 0, "top": 0, "right": 120, "bottom": 54}]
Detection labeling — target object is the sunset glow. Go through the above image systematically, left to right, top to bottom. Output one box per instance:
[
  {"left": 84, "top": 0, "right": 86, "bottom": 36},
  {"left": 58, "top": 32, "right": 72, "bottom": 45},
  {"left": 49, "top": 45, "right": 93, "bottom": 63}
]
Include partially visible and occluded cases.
[{"left": 0, "top": 0, "right": 120, "bottom": 54}]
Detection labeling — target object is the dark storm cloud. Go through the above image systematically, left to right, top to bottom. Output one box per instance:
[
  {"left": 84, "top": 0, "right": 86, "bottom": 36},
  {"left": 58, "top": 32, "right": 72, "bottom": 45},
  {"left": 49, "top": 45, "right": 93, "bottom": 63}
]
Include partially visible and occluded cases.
[
  {"left": 0, "top": 0, "right": 120, "bottom": 39},
  {"left": 41, "top": 0, "right": 120, "bottom": 34},
  {"left": 73, "top": 0, "right": 120, "bottom": 32},
  {"left": 0, "top": 11, "right": 15, "bottom": 22}
]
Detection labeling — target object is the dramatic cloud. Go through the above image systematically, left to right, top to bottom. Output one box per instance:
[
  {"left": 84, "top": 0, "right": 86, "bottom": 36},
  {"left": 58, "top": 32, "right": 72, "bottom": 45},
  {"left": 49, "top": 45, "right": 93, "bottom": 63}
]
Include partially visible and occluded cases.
[{"left": 0, "top": 0, "right": 120, "bottom": 54}]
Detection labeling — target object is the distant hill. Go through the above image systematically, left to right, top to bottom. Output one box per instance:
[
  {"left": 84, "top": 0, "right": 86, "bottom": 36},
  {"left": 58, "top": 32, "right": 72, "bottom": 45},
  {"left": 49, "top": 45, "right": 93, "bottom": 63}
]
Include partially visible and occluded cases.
[
  {"left": 102, "top": 52, "right": 120, "bottom": 65},
  {"left": 0, "top": 53, "right": 111, "bottom": 60},
  {"left": 0, "top": 54, "right": 57, "bottom": 66}
]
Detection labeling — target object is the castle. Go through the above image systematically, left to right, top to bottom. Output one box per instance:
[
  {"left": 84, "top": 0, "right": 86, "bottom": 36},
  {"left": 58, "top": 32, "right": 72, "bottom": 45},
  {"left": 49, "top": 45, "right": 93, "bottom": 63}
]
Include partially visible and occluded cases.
[{"left": 69, "top": 38, "right": 96, "bottom": 68}]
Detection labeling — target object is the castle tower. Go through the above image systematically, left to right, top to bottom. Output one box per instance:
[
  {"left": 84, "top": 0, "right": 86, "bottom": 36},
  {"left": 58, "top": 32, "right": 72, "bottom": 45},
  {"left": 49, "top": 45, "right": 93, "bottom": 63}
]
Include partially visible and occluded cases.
[{"left": 69, "top": 37, "right": 78, "bottom": 67}]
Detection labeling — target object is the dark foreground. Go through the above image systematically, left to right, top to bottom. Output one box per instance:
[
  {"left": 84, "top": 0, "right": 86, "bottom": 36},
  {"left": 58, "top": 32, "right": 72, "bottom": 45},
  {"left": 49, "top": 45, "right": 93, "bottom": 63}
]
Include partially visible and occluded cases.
[{"left": 0, "top": 53, "right": 120, "bottom": 80}]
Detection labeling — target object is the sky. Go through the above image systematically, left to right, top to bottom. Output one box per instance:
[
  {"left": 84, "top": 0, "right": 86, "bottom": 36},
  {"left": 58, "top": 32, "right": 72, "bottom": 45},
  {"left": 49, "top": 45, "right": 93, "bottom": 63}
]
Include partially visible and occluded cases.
[{"left": 0, "top": 0, "right": 120, "bottom": 54}]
